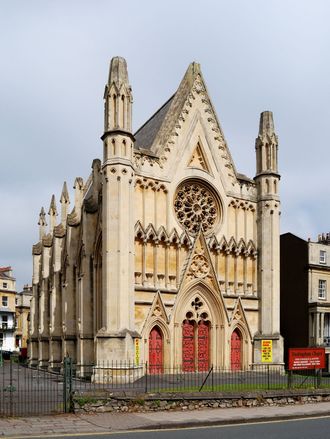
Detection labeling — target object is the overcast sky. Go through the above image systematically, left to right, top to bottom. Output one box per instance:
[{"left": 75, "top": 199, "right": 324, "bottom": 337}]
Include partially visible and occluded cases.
[{"left": 1, "top": 0, "right": 329, "bottom": 290}]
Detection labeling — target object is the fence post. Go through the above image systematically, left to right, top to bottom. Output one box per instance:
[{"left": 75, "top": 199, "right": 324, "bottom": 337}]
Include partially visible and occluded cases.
[
  {"left": 9, "top": 357, "right": 13, "bottom": 416},
  {"left": 63, "top": 357, "right": 73, "bottom": 413},
  {"left": 211, "top": 364, "right": 214, "bottom": 392},
  {"left": 267, "top": 364, "right": 270, "bottom": 390},
  {"left": 316, "top": 369, "right": 321, "bottom": 388},
  {"left": 287, "top": 370, "right": 292, "bottom": 389}
]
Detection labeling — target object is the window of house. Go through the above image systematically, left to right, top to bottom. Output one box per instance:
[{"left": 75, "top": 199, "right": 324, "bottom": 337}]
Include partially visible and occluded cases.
[
  {"left": 320, "top": 250, "right": 327, "bottom": 264},
  {"left": 318, "top": 280, "right": 327, "bottom": 299},
  {"left": 2, "top": 282, "right": 7, "bottom": 289},
  {"left": 2, "top": 296, "right": 8, "bottom": 307},
  {"left": 2, "top": 315, "right": 8, "bottom": 329}
]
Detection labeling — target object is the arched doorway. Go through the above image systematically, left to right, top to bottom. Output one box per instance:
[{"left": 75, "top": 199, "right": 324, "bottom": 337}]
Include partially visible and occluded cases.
[
  {"left": 149, "top": 326, "right": 163, "bottom": 374},
  {"left": 231, "top": 329, "right": 242, "bottom": 370}
]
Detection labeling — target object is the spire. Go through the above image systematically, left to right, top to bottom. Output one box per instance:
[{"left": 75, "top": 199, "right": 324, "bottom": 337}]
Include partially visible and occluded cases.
[
  {"left": 104, "top": 56, "right": 132, "bottom": 133},
  {"left": 108, "top": 56, "right": 129, "bottom": 88},
  {"left": 255, "top": 111, "right": 278, "bottom": 176},
  {"left": 258, "top": 111, "right": 275, "bottom": 137},
  {"left": 60, "top": 181, "right": 70, "bottom": 226},
  {"left": 48, "top": 195, "right": 58, "bottom": 231},
  {"left": 38, "top": 207, "right": 47, "bottom": 240}
]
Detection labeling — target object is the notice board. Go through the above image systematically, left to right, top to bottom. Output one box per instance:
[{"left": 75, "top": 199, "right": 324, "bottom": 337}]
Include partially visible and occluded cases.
[{"left": 288, "top": 348, "right": 325, "bottom": 370}]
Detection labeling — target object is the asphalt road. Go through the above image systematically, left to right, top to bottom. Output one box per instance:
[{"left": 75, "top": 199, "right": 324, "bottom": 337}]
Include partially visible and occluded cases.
[{"left": 9, "top": 416, "right": 330, "bottom": 439}]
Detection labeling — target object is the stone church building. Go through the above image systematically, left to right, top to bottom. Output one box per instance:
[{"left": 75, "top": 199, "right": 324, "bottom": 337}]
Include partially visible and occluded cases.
[{"left": 29, "top": 57, "right": 283, "bottom": 373}]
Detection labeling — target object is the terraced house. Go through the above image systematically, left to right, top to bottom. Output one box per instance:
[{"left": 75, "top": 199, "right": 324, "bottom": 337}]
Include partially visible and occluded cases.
[
  {"left": 29, "top": 57, "right": 283, "bottom": 374},
  {"left": 0, "top": 266, "right": 16, "bottom": 353}
]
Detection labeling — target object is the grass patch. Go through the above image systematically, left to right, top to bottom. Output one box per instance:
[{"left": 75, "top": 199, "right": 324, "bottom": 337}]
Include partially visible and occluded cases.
[
  {"left": 146, "top": 382, "right": 322, "bottom": 393},
  {"left": 74, "top": 396, "right": 99, "bottom": 407}
]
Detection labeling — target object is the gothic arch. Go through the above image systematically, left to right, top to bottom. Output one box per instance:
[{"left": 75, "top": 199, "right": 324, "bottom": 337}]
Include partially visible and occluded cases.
[
  {"left": 172, "top": 280, "right": 227, "bottom": 368},
  {"left": 142, "top": 318, "right": 170, "bottom": 369},
  {"left": 229, "top": 322, "right": 251, "bottom": 370}
]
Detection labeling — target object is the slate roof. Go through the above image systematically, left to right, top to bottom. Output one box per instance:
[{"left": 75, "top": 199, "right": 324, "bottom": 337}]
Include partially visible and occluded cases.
[
  {"left": 133, "top": 62, "right": 201, "bottom": 155},
  {"left": 134, "top": 95, "right": 174, "bottom": 151},
  {"left": 0, "top": 267, "right": 14, "bottom": 280}
]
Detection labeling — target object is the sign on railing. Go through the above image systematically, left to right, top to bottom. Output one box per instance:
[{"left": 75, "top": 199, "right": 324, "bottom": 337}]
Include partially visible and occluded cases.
[{"left": 288, "top": 348, "right": 325, "bottom": 370}]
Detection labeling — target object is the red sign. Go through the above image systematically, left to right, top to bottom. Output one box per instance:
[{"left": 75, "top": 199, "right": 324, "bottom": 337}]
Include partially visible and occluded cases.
[{"left": 288, "top": 348, "right": 325, "bottom": 370}]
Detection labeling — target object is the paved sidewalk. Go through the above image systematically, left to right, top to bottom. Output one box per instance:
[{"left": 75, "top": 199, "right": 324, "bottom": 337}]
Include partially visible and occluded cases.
[{"left": 1, "top": 402, "right": 330, "bottom": 437}]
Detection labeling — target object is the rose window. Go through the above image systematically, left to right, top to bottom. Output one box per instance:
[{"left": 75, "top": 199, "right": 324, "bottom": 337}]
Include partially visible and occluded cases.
[{"left": 174, "top": 181, "right": 219, "bottom": 235}]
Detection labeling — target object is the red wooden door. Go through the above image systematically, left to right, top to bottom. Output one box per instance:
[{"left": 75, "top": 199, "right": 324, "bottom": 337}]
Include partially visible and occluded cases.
[
  {"left": 182, "top": 321, "right": 195, "bottom": 372},
  {"left": 198, "top": 321, "right": 209, "bottom": 371},
  {"left": 149, "top": 326, "right": 163, "bottom": 374},
  {"left": 231, "top": 329, "right": 242, "bottom": 370}
]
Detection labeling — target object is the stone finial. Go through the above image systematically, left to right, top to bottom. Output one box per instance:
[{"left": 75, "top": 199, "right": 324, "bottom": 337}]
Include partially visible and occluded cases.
[
  {"left": 104, "top": 56, "right": 132, "bottom": 133},
  {"left": 108, "top": 56, "right": 129, "bottom": 88},
  {"left": 259, "top": 111, "right": 275, "bottom": 137},
  {"left": 73, "top": 177, "right": 84, "bottom": 209},
  {"left": 60, "top": 181, "right": 70, "bottom": 204},
  {"left": 60, "top": 182, "right": 70, "bottom": 226},
  {"left": 48, "top": 195, "right": 58, "bottom": 231},
  {"left": 38, "top": 207, "right": 47, "bottom": 240}
]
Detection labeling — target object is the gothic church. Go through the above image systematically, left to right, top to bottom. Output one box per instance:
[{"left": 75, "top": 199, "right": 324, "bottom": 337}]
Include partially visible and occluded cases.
[{"left": 29, "top": 57, "right": 283, "bottom": 372}]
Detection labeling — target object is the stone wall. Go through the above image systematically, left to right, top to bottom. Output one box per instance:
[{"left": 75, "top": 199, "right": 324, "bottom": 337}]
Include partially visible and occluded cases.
[{"left": 73, "top": 390, "right": 330, "bottom": 414}]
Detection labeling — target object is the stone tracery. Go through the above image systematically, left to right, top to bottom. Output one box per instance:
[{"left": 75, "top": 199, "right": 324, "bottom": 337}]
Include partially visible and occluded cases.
[{"left": 174, "top": 181, "right": 220, "bottom": 235}]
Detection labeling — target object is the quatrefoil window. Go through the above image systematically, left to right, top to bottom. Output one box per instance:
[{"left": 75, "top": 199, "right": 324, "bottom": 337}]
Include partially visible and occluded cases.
[
  {"left": 174, "top": 181, "right": 220, "bottom": 235},
  {"left": 191, "top": 297, "right": 203, "bottom": 310}
]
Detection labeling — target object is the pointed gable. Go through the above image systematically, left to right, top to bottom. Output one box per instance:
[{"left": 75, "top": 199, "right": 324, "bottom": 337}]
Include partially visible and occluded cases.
[
  {"left": 133, "top": 61, "right": 240, "bottom": 185},
  {"left": 179, "top": 229, "right": 221, "bottom": 293},
  {"left": 143, "top": 290, "right": 169, "bottom": 327},
  {"left": 230, "top": 297, "right": 252, "bottom": 340}
]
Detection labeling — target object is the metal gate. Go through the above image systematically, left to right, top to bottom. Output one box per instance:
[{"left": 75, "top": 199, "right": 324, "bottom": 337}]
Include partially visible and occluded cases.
[{"left": 0, "top": 357, "right": 72, "bottom": 417}]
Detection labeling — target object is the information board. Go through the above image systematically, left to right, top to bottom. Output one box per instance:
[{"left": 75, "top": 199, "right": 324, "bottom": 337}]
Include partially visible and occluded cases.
[
  {"left": 261, "top": 339, "right": 273, "bottom": 363},
  {"left": 288, "top": 348, "right": 325, "bottom": 370}
]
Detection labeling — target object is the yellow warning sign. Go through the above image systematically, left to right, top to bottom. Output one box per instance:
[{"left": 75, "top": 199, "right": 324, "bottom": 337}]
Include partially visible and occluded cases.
[
  {"left": 135, "top": 338, "right": 140, "bottom": 365},
  {"left": 261, "top": 339, "right": 273, "bottom": 363}
]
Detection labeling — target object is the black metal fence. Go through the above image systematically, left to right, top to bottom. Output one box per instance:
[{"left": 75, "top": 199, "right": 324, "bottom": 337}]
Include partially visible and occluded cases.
[
  {"left": 1, "top": 357, "right": 330, "bottom": 417},
  {"left": 0, "top": 358, "right": 65, "bottom": 417},
  {"left": 68, "top": 361, "right": 330, "bottom": 394}
]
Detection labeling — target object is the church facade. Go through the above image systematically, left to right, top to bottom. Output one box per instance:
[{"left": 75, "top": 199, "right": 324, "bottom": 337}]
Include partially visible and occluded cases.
[{"left": 29, "top": 57, "right": 283, "bottom": 373}]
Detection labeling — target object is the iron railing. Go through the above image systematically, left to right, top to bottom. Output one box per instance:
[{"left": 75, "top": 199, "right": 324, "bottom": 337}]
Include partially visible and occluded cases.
[
  {"left": 1, "top": 357, "right": 330, "bottom": 417},
  {"left": 66, "top": 361, "right": 330, "bottom": 394}
]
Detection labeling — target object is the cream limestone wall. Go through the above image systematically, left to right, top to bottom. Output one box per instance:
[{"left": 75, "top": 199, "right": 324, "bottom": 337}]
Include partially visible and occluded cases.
[{"left": 29, "top": 58, "right": 283, "bottom": 373}]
